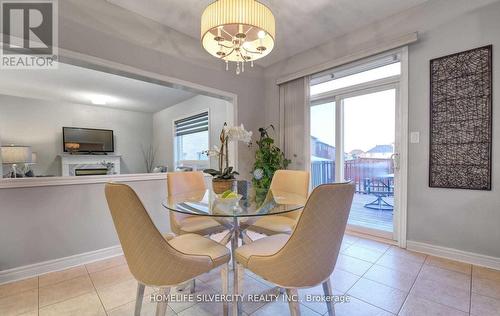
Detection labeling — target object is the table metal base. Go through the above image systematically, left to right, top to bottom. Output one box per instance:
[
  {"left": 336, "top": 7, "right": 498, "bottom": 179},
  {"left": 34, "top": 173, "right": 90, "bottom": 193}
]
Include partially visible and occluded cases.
[{"left": 364, "top": 194, "right": 394, "bottom": 211}]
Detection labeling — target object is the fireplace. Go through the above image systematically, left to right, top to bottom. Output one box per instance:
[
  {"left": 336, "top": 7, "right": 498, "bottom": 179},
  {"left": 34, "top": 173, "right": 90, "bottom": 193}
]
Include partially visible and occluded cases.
[
  {"left": 59, "top": 154, "right": 121, "bottom": 176},
  {"left": 75, "top": 168, "right": 109, "bottom": 176}
]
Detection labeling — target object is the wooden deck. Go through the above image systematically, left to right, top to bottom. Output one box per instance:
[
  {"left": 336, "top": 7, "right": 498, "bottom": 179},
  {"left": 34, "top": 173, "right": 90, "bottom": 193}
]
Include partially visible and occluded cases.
[{"left": 348, "top": 193, "right": 394, "bottom": 232}]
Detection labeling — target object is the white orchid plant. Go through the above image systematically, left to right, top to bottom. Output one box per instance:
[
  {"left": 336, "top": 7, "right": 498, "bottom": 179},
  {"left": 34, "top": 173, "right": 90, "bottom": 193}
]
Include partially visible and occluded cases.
[{"left": 204, "top": 123, "right": 252, "bottom": 180}]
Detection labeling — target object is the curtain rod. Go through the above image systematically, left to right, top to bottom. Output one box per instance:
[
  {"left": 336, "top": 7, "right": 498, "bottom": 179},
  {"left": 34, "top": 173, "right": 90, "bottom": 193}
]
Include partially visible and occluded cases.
[{"left": 276, "top": 32, "right": 418, "bottom": 85}]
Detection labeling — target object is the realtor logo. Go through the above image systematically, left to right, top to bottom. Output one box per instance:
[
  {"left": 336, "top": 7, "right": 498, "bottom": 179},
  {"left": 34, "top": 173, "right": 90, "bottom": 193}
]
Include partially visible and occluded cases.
[{"left": 1, "top": 0, "right": 58, "bottom": 69}]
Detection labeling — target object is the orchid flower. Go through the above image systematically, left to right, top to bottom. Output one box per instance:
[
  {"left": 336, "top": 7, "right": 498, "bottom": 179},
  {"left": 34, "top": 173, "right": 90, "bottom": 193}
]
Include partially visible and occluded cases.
[
  {"left": 204, "top": 123, "right": 253, "bottom": 180},
  {"left": 224, "top": 124, "right": 253, "bottom": 144},
  {"left": 205, "top": 145, "right": 221, "bottom": 157}
]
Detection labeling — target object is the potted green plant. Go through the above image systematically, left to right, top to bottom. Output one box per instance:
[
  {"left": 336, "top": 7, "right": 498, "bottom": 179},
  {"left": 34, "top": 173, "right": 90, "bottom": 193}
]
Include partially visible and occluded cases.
[
  {"left": 204, "top": 123, "right": 252, "bottom": 194},
  {"left": 251, "top": 125, "right": 291, "bottom": 204}
]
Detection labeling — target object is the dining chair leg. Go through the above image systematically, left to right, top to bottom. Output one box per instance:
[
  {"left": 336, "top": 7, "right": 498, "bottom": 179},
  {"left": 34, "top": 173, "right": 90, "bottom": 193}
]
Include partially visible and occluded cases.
[
  {"left": 220, "top": 229, "right": 234, "bottom": 246},
  {"left": 240, "top": 230, "right": 253, "bottom": 244},
  {"left": 239, "top": 231, "right": 246, "bottom": 245},
  {"left": 221, "top": 263, "right": 229, "bottom": 316},
  {"left": 233, "top": 263, "right": 244, "bottom": 316},
  {"left": 189, "top": 279, "right": 196, "bottom": 294},
  {"left": 322, "top": 279, "right": 335, "bottom": 316},
  {"left": 176, "top": 281, "right": 189, "bottom": 292},
  {"left": 135, "top": 283, "right": 145, "bottom": 316},
  {"left": 272, "top": 286, "right": 286, "bottom": 297},
  {"left": 155, "top": 287, "right": 170, "bottom": 316},
  {"left": 285, "top": 288, "right": 301, "bottom": 316}
]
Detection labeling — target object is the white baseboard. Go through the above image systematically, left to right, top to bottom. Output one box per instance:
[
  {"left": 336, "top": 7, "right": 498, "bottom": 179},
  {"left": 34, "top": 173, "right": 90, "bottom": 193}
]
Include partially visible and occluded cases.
[
  {"left": 407, "top": 240, "right": 500, "bottom": 270},
  {"left": 0, "top": 245, "right": 123, "bottom": 285}
]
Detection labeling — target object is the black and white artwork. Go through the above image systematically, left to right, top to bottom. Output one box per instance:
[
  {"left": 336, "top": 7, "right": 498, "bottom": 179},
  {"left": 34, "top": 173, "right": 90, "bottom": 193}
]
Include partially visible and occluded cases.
[{"left": 429, "top": 45, "right": 492, "bottom": 190}]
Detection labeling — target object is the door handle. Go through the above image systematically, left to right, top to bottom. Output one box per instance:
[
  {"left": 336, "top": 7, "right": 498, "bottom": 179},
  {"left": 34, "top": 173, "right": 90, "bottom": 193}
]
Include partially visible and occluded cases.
[{"left": 391, "top": 153, "right": 400, "bottom": 170}]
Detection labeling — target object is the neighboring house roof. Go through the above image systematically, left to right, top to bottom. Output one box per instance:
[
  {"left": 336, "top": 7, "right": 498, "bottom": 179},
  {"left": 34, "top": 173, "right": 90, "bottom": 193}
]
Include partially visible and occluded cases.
[
  {"left": 311, "top": 137, "right": 335, "bottom": 149},
  {"left": 367, "top": 144, "right": 393, "bottom": 153},
  {"left": 350, "top": 149, "right": 364, "bottom": 155}
]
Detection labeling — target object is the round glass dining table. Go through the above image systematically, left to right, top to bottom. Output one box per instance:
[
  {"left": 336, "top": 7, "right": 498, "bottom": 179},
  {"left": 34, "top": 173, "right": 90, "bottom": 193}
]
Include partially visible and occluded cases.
[
  {"left": 162, "top": 187, "right": 305, "bottom": 265},
  {"left": 162, "top": 187, "right": 305, "bottom": 315}
]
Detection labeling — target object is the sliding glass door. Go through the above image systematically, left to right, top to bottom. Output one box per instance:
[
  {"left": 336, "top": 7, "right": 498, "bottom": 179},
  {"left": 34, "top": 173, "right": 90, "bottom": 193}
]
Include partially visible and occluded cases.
[
  {"left": 309, "top": 53, "right": 403, "bottom": 240},
  {"left": 342, "top": 88, "right": 396, "bottom": 235}
]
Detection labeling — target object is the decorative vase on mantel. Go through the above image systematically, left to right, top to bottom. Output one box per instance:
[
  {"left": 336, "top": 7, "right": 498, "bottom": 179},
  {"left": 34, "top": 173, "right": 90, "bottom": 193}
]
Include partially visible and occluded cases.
[{"left": 212, "top": 178, "right": 236, "bottom": 194}]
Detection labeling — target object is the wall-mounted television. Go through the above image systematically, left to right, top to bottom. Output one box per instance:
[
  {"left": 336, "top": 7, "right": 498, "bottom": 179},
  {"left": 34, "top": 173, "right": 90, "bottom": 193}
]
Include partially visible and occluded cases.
[{"left": 63, "top": 127, "right": 114, "bottom": 153}]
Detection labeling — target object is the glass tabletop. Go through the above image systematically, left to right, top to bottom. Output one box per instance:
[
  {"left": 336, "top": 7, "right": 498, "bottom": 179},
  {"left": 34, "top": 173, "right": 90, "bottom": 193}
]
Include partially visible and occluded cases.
[{"left": 162, "top": 188, "right": 306, "bottom": 218}]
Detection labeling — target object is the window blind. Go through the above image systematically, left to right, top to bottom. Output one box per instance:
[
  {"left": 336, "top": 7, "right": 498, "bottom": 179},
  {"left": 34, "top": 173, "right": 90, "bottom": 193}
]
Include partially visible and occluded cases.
[{"left": 174, "top": 112, "right": 209, "bottom": 137}]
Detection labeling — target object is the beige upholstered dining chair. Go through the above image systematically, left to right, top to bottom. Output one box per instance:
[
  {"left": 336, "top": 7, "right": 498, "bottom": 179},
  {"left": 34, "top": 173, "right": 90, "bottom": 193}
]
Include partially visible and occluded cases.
[
  {"left": 248, "top": 170, "right": 310, "bottom": 235},
  {"left": 167, "top": 171, "right": 225, "bottom": 236},
  {"left": 105, "top": 183, "right": 230, "bottom": 316},
  {"left": 235, "top": 183, "right": 355, "bottom": 316}
]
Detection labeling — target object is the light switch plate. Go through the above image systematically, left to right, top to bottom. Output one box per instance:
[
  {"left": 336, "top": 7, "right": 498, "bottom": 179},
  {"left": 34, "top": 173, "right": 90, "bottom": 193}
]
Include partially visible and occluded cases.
[{"left": 410, "top": 132, "right": 420, "bottom": 143}]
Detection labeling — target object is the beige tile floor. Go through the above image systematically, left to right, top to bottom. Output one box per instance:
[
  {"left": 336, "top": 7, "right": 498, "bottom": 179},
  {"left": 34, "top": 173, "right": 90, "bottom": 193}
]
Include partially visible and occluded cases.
[{"left": 1, "top": 234, "right": 499, "bottom": 316}]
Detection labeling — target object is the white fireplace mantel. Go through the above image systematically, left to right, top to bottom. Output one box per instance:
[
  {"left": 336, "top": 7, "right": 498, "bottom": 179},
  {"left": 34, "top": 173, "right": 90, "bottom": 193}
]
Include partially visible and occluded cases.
[{"left": 59, "top": 154, "right": 121, "bottom": 176}]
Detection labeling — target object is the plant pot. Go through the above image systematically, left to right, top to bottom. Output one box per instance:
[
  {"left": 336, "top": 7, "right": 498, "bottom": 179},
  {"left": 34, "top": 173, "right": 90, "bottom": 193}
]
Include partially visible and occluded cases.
[{"left": 212, "top": 179, "right": 236, "bottom": 194}]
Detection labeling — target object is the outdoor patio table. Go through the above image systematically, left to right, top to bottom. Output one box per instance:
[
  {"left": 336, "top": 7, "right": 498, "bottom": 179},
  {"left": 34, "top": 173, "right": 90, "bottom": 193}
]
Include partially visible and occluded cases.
[{"left": 364, "top": 173, "right": 394, "bottom": 211}]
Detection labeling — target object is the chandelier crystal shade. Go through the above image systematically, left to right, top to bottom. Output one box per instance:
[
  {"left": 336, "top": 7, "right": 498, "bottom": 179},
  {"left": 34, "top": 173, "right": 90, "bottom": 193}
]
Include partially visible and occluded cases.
[{"left": 201, "top": 0, "right": 275, "bottom": 74}]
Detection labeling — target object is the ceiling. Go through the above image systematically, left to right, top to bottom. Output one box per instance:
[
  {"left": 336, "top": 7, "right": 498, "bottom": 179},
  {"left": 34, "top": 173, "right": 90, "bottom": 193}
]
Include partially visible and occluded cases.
[
  {"left": 106, "top": 0, "right": 429, "bottom": 67},
  {"left": 0, "top": 63, "right": 196, "bottom": 113}
]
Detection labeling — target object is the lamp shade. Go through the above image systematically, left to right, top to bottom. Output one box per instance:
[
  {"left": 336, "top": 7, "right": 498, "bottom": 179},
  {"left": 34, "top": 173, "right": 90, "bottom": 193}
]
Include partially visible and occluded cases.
[
  {"left": 201, "top": 0, "right": 275, "bottom": 64},
  {"left": 1, "top": 145, "right": 32, "bottom": 164}
]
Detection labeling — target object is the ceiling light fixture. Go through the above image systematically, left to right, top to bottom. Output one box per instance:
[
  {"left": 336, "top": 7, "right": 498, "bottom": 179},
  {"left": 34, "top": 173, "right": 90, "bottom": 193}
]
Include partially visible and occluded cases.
[{"left": 201, "top": 0, "right": 275, "bottom": 75}]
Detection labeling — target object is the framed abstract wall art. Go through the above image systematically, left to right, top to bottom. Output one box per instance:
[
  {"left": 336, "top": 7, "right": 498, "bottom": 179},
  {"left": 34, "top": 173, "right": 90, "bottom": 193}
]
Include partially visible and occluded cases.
[{"left": 429, "top": 45, "right": 492, "bottom": 190}]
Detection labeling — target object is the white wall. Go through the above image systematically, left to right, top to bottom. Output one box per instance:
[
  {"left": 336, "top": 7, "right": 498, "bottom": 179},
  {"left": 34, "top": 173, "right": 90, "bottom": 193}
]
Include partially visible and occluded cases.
[
  {"left": 263, "top": 0, "right": 500, "bottom": 258},
  {"left": 0, "top": 95, "right": 154, "bottom": 176},
  {"left": 153, "top": 95, "right": 232, "bottom": 172}
]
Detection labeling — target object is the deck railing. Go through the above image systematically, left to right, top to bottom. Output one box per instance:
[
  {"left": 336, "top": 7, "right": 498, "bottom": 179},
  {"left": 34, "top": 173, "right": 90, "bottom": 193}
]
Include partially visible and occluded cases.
[
  {"left": 311, "top": 158, "right": 394, "bottom": 193},
  {"left": 311, "top": 160, "right": 335, "bottom": 187}
]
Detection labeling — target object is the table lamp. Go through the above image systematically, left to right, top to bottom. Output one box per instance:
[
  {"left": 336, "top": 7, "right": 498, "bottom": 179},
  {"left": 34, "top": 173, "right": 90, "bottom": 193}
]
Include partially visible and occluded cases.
[
  {"left": 1, "top": 145, "right": 32, "bottom": 178},
  {"left": 23, "top": 152, "right": 38, "bottom": 177},
  {"left": 31, "top": 152, "right": 37, "bottom": 164}
]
